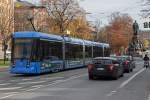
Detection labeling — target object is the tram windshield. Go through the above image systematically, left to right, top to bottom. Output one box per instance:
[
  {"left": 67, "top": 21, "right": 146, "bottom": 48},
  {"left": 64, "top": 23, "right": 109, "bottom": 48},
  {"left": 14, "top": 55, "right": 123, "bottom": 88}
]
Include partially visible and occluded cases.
[{"left": 13, "top": 39, "right": 32, "bottom": 59}]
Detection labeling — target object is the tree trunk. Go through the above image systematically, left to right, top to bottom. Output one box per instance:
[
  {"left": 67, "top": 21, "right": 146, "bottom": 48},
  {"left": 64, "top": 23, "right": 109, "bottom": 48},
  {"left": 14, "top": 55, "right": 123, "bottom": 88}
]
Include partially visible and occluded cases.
[
  {"left": 59, "top": 23, "right": 64, "bottom": 33},
  {"left": 3, "top": 41, "right": 7, "bottom": 64},
  {"left": 4, "top": 48, "right": 6, "bottom": 64}
]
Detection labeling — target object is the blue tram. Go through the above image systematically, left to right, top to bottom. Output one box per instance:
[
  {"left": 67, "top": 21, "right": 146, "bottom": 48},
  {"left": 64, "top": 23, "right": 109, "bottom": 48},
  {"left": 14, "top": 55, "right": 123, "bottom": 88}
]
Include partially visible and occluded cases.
[{"left": 10, "top": 32, "right": 110, "bottom": 74}]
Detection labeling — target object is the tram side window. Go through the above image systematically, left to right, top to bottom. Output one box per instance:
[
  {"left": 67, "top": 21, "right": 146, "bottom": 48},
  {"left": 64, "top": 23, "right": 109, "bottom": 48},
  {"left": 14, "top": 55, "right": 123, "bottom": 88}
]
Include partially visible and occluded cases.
[
  {"left": 13, "top": 39, "right": 32, "bottom": 59},
  {"left": 38, "top": 40, "right": 63, "bottom": 61},
  {"left": 65, "top": 43, "right": 83, "bottom": 60},
  {"left": 85, "top": 46, "right": 92, "bottom": 58},
  {"left": 93, "top": 46, "right": 103, "bottom": 57},
  {"left": 99, "top": 47, "right": 103, "bottom": 57},
  {"left": 104, "top": 47, "right": 110, "bottom": 57}
]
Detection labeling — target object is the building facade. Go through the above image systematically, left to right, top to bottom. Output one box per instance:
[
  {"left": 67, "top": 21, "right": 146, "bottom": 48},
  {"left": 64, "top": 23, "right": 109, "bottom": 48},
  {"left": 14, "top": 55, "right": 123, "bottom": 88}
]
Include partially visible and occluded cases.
[
  {"left": 0, "top": 0, "right": 14, "bottom": 59},
  {"left": 14, "top": 0, "right": 50, "bottom": 33},
  {"left": 139, "top": 31, "right": 150, "bottom": 49}
]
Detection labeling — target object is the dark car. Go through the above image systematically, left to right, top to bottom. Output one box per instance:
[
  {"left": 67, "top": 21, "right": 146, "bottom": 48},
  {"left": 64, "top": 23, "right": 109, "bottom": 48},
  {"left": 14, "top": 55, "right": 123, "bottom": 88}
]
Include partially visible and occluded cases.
[
  {"left": 118, "top": 56, "right": 135, "bottom": 73},
  {"left": 88, "top": 57, "right": 124, "bottom": 80}
]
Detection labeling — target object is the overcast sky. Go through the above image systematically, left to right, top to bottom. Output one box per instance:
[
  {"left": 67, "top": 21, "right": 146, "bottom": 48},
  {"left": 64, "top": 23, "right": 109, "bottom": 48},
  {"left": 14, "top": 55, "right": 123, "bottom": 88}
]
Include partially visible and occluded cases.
[
  {"left": 25, "top": 0, "right": 144, "bottom": 29},
  {"left": 79, "top": 0, "right": 143, "bottom": 26}
]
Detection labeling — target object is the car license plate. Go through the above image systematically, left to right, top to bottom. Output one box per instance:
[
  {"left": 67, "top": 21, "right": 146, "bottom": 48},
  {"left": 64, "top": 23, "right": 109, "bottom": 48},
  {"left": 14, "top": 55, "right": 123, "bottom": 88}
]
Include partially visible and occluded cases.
[{"left": 97, "top": 68, "right": 104, "bottom": 70}]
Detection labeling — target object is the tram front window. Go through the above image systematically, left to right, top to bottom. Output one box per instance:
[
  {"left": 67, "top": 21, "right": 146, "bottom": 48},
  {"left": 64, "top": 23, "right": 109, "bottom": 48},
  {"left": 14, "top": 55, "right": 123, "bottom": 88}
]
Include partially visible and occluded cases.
[{"left": 13, "top": 39, "right": 32, "bottom": 59}]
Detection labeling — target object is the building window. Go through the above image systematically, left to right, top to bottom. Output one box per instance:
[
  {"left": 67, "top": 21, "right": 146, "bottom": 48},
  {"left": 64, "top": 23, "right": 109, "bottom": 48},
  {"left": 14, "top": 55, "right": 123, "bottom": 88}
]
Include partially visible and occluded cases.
[{"left": 144, "top": 22, "right": 148, "bottom": 28}]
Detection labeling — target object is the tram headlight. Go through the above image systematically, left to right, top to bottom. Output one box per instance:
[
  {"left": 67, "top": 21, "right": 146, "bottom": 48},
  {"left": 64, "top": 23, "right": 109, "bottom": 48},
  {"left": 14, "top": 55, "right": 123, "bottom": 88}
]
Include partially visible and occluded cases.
[
  {"left": 26, "top": 60, "right": 30, "bottom": 67},
  {"left": 11, "top": 61, "right": 15, "bottom": 67},
  {"left": 42, "top": 63, "right": 45, "bottom": 67},
  {"left": 42, "top": 63, "right": 49, "bottom": 67},
  {"left": 45, "top": 64, "right": 49, "bottom": 67}
]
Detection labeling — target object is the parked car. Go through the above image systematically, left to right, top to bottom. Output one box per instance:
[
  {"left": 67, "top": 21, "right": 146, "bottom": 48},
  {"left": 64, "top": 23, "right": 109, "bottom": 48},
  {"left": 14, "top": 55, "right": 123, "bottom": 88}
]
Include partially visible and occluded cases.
[{"left": 88, "top": 57, "right": 124, "bottom": 80}]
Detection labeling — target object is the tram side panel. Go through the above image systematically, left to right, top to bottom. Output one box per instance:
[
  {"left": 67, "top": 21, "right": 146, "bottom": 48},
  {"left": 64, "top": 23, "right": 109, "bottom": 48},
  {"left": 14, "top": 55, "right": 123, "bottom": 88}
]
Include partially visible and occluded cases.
[
  {"left": 37, "top": 40, "right": 64, "bottom": 73},
  {"left": 64, "top": 43, "right": 84, "bottom": 69}
]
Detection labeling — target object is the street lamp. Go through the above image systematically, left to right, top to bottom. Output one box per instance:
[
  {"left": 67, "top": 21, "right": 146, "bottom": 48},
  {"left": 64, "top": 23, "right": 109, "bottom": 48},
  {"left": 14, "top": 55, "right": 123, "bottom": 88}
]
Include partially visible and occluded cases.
[{"left": 66, "top": 30, "right": 71, "bottom": 35}]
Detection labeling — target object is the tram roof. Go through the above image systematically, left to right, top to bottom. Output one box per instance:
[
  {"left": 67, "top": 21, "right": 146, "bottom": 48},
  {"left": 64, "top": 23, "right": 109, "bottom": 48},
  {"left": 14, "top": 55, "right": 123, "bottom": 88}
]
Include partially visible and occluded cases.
[
  {"left": 13, "top": 32, "right": 63, "bottom": 41},
  {"left": 13, "top": 32, "right": 109, "bottom": 47},
  {"left": 63, "top": 37, "right": 83, "bottom": 45},
  {"left": 83, "top": 40, "right": 93, "bottom": 46},
  {"left": 92, "top": 42, "right": 104, "bottom": 47},
  {"left": 103, "top": 43, "right": 110, "bottom": 48}
]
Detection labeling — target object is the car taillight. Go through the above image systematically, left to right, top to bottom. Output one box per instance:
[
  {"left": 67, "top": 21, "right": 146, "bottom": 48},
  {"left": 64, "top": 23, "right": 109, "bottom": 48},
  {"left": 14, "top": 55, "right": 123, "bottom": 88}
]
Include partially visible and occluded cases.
[
  {"left": 124, "top": 61, "right": 129, "bottom": 65},
  {"left": 88, "top": 64, "right": 95, "bottom": 71},
  {"left": 108, "top": 64, "right": 114, "bottom": 71}
]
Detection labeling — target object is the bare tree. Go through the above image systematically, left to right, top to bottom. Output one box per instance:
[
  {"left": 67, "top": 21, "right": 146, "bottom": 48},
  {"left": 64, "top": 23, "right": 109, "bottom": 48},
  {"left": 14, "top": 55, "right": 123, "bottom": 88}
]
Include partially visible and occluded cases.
[
  {"left": 44, "top": 0, "right": 83, "bottom": 34},
  {"left": 141, "top": 0, "right": 150, "bottom": 17},
  {"left": 0, "top": 11, "right": 13, "bottom": 63},
  {"left": 94, "top": 19, "right": 102, "bottom": 41}
]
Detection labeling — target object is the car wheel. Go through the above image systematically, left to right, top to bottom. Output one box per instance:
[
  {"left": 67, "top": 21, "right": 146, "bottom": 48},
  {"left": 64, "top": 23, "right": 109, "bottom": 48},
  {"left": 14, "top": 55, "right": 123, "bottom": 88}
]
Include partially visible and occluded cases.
[
  {"left": 126, "top": 69, "right": 130, "bottom": 73},
  {"left": 130, "top": 69, "right": 133, "bottom": 72},
  {"left": 120, "top": 73, "right": 124, "bottom": 77},
  {"left": 89, "top": 74, "right": 94, "bottom": 80},
  {"left": 113, "top": 74, "right": 119, "bottom": 80}
]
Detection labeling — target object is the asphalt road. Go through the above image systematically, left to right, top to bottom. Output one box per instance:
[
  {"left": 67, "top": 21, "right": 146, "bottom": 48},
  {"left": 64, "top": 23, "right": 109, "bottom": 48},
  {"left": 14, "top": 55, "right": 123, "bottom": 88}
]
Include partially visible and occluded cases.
[{"left": 0, "top": 58, "right": 150, "bottom": 100}]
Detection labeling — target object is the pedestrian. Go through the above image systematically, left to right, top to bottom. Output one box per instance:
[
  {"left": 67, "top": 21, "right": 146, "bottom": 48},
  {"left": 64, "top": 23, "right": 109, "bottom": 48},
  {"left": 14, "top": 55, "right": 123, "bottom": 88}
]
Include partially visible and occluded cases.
[{"left": 143, "top": 54, "right": 150, "bottom": 68}]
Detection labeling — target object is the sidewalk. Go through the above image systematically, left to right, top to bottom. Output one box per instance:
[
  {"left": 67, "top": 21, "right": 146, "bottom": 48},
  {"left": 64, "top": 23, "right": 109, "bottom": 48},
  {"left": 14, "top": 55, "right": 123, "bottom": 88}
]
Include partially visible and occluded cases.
[{"left": 0, "top": 66, "right": 9, "bottom": 72}]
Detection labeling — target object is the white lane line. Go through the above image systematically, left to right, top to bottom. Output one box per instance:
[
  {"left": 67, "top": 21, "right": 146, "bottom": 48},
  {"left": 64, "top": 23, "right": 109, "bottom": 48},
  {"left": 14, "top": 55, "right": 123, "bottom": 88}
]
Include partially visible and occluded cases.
[
  {"left": 107, "top": 68, "right": 146, "bottom": 97},
  {"left": 119, "top": 68, "right": 145, "bottom": 88},
  {"left": 0, "top": 74, "right": 87, "bottom": 99},
  {"left": 25, "top": 74, "right": 87, "bottom": 92},
  {"left": 43, "top": 77, "right": 64, "bottom": 80},
  {"left": 22, "top": 79, "right": 32, "bottom": 81},
  {"left": 10, "top": 80, "right": 18, "bottom": 82},
  {"left": 18, "top": 81, "right": 46, "bottom": 85},
  {"left": 0, "top": 83, "right": 10, "bottom": 86},
  {"left": 31, "top": 85, "right": 44, "bottom": 88},
  {"left": 0, "top": 87, "right": 22, "bottom": 90},
  {"left": 107, "top": 91, "right": 117, "bottom": 97},
  {"left": 4, "top": 92, "right": 19, "bottom": 95},
  {"left": 0, "top": 94, "right": 17, "bottom": 100},
  {"left": 148, "top": 94, "right": 150, "bottom": 100}
]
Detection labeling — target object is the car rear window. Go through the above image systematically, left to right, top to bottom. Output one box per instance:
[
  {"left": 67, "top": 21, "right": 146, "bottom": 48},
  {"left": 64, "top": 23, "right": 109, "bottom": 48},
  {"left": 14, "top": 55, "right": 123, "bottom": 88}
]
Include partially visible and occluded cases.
[{"left": 93, "top": 59, "right": 112, "bottom": 64}]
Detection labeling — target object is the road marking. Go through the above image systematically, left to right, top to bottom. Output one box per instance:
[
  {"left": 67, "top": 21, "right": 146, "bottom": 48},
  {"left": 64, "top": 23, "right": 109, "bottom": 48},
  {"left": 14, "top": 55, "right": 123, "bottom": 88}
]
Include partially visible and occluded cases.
[
  {"left": 107, "top": 68, "right": 145, "bottom": 97},
  {"left": 119, "top": 68, "right": 145, "bottom": 88},
  {"left": 0, "top": 74, "right": 87, "bottom": 99},
  {"left": 25, "top": 74, "right": 87, "bottom": 92},
  {"left": 43, "top": 77, "right": 64, "bottom": 80},
  {"left": 22, "top": 79, "right": 32, "bottom": 81},
  {"left": 10, "top": 80, "right": 18, "bottom": 82},
  {"left": 18, "top": 81, "right": 46, "bottom": 85},
  {"left": 0, "top": 83, "right": 10, "bottom": 86},
  {"left": 31, "top": 85, "right": 44, "bottom": 88},
  {"left": 0, "top": 87, "right": 22, "bottom": 90},
  {"left": 107, "top": 91, "right": 117, "bottom": 96},
  {"left": 4, "top": 92, "right": 19, "bottom": 95},
  {"left": 0, "top": 94, "right": 17, "bottom": 100},
  {"left": 148, "top": 94, "right": 150, "bottom": 100}
]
